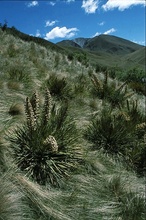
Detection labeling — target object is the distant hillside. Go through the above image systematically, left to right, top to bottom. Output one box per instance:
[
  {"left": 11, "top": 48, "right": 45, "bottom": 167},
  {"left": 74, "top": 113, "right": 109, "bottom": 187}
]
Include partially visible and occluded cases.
[
  {"left": 57, "top": 34, "right": 145, "bottom": 70},
  {"left": 57, "top": 34, "right": 143, "bottom": 55},
  {"left": 84, "top": 35, "right": 143, "bottom": 55},
  {"left": 56, "top": 39, "right": 81, "bottom": 48},
  {"left": 124, "top": 47, "right": 145, "bottom": 65}
]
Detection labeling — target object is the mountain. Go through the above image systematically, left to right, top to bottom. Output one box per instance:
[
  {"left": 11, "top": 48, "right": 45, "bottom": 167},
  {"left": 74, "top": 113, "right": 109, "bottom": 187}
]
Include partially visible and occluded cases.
[
  {"left": 57, "top": 34, "right": 143, "bottom": 55},
  {"left": 57, "top": 34, "right": 145, "bottom": 70},
  {"left": 73, "top": 37, "right": 90, "bottom": 48},
  {"left": 55, "top": 39, "right": 81, "bottom": 48}
]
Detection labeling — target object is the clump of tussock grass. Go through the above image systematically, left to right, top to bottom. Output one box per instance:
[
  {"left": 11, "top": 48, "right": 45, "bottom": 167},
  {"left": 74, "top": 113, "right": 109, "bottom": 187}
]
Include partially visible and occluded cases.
[
  {"left": 7, "top": 81, "right": 21, "bottom": 90},
  {"left": 8, "top": 103, "right": 24, "bottom": 116},
  {"left": 60, "top": 150, "right": 145, "bottom": 220},
  {"left": 0, "top": 172, "right": 30, "bottom": 220},
  {"left": 12, "top": 173, "right": 71, "bottom": 220}
]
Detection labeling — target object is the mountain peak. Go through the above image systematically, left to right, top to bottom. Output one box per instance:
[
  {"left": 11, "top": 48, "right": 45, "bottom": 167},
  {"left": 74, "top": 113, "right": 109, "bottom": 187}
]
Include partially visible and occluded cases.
[{"left": 73, "top": 37, "right": 90, "bottom": 48}]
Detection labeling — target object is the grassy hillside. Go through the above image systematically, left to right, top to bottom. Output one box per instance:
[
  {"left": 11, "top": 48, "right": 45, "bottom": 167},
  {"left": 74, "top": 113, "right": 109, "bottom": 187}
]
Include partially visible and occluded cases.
[{"left": 0, "top": 27, "right": 146, "bottom": 220}]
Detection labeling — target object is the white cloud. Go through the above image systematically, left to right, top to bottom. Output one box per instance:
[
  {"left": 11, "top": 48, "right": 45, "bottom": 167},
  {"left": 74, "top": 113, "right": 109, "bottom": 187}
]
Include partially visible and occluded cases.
[
  {"left": 66, "top": 0, "right": 75, "bottom": 3},
  {"left": 81, "top": 0, "right": 99, "bottom": 13},
  {"left": 102, "top": 0, "right": 146, "bottom": 11},
  {"left": 27, "top": 1, "right": 38, "bottom": 7},
  {"left": 48, "top": 1, "right": 56, "bottom": 6},
  {"left": 45, "top": 20, "right": 58, "bottom": 27},
  {"left": 98, "top": 21, "right": 105, "bottom": 26},
  {"left": 45, "top": 26, "right": 79, "bottom": 40},
  {"left": 92, "top": 28, "right": 116, "bottom": 37},
  {"left": 103, "top": 28, "right": 116, "bottom": 35},
  {"left": 36, "top": 29, "right": 41, "bottom": 37},
  {"left": 92, "top": 32, "right": 101, "bottom": 37},
  {"left": 132, "top": 40, "right": 145, "bottom": 45}
]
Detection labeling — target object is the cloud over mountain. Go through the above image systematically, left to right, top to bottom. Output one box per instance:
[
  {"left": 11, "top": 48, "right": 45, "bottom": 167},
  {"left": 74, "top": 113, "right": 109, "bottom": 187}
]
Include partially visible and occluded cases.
[
  {"left": 45, "top": 26, "right": 78, "bottom": 40},
  {"left": 92, "top": 28, "right": 116, "bottom": 37},
  {"left": 104, "top": 28, "right": 116, "bottom": 35}
]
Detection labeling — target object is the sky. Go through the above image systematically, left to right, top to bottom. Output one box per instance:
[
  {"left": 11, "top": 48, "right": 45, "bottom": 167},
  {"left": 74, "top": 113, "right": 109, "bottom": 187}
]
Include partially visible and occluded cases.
[{"left": 0, "top": 0, "right": 145, "bottom": 45}]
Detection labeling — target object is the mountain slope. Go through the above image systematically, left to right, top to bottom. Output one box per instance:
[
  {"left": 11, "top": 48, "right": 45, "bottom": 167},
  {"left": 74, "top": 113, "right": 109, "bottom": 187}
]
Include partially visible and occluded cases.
[
  {"left": 57, "top": 34, "right": 143, "bottom": 55},
  {"left": 57, "top": 34, "right": 145, "bottom": 70},
  {"left": 84, "top": 34, "right": 143, "bottom": 55},
  {"left": 124, "top": 47, "right": 145, "bottom": 65}
]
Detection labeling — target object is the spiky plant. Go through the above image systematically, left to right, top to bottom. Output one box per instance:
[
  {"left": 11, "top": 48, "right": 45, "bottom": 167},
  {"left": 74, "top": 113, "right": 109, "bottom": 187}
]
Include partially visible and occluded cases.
[
  {"left": 90, "top": 72, "right": 133, "bottom": 108},
  {"left": 44, "top": 73, "right": 73, "bottom": 100},
  {"left": 10, "top": 90, "right": 81, "bottom": 186},
  {"left": 125, "top": 99, "right": 144, "bottom": 126},
  {"left": 84, "top": 107, "right": 136, "bottom": 154}
]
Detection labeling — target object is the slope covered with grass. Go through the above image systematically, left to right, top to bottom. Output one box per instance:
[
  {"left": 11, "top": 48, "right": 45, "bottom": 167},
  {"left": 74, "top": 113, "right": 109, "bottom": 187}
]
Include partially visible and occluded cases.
[{"left": 0, "top": 27, "right": 146, "bottom": 220}]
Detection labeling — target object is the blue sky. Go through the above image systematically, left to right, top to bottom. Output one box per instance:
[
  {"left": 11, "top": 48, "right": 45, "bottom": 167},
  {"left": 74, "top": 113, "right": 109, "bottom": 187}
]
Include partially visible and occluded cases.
[{"left": 0, "top": 0, "right": 145, "bottom": 45}]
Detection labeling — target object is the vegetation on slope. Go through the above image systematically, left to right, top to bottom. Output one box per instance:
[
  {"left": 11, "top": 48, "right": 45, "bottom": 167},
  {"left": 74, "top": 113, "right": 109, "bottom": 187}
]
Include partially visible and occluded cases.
[{"left": 0, "top": 26, "right": 146, "bottom": 219}]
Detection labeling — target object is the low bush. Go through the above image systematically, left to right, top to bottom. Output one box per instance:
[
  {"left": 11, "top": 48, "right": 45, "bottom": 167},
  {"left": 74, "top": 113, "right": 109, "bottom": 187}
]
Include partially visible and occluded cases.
[{"left": 9, "top": 90, "right": 81, "bottom": 186}]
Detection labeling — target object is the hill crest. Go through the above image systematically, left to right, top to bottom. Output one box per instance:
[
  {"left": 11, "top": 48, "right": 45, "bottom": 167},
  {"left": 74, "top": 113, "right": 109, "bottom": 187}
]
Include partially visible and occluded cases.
[{"left": 57, "top": 34, "right": 144, "bottom": 55}]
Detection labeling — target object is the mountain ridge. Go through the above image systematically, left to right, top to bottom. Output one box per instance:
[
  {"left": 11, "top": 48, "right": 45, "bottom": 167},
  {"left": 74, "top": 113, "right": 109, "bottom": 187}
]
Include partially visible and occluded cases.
[{"left": 57, "top": 34, "right": 144, "bottom": 55}]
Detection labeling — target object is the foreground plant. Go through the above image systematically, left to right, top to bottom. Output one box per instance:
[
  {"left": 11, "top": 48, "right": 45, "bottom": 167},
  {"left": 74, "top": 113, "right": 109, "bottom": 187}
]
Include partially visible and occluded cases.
[
  {"left": 10, "top": 90, "right": 81, "bottom": 186},
  {"left": 0, "top": 172, "right": 28, "bottom": 220}
]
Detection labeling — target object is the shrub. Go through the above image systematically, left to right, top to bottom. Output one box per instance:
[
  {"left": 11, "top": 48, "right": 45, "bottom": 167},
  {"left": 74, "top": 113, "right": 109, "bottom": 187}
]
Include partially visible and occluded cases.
[
  {"left": 67, "top": 53, "right": 74, "bottom": 61},
  {"left": 90, "top": 72, "right": 133, "bottom": 108},
  {"left": 45, "top": 74, "right": 73, "bottom": 100},
  {"left": 9, "top": 90, "right": 81, "bottom": 186},
  {"left": 84, "top": 107, "right": 135, "bottom": 154}
]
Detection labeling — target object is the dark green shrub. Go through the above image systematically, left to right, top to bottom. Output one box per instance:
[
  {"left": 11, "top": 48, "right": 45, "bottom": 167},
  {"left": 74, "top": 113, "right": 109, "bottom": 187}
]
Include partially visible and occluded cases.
[
  {"left": 67, "top": 53, "right": 74, "bottom": 61},
  {"left": 90, "top": 72, "right": 133, "bottom": 108},
  {"left": 45, "top": 74, "right": 73, "bottom": 100},
  {"left": 128, "top": 81, "right": 146, "bottom": 96},
  {"left": 10, "top": 90, "right": 81, "bottom": 186},
  {"left": 84, "top": 108, "right": 135, "bottom": 154}
]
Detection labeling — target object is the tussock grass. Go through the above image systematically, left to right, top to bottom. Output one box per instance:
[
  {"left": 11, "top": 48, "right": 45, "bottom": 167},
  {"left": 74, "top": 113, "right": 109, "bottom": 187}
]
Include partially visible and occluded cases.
[{"left": 0, "top": 171, "right": 29, "bottom": 220}]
